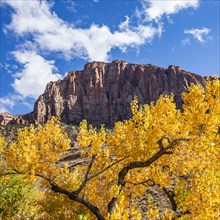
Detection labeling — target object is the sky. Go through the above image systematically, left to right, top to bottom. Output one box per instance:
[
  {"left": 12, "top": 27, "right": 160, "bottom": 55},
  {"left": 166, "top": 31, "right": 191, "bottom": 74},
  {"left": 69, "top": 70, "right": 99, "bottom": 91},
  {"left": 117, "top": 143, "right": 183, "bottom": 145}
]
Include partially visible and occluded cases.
[{"left": 0, "top": 0, "right": 219, "bottom": 114}]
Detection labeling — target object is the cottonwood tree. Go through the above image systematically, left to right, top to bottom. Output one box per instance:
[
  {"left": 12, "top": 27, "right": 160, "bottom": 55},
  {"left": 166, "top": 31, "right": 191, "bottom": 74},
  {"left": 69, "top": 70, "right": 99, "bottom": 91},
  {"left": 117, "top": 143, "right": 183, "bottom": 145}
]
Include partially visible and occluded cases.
[{"left": 0, "top": 78, "right": 219, "bottom": 219}]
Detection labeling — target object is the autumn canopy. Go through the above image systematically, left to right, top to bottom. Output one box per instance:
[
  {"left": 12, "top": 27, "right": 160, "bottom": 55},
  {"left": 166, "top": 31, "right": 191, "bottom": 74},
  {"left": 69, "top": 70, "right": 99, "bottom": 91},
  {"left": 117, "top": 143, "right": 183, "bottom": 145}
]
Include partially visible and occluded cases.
[{"left": 0, "top": 78, "right": 219, "bottom": 219}]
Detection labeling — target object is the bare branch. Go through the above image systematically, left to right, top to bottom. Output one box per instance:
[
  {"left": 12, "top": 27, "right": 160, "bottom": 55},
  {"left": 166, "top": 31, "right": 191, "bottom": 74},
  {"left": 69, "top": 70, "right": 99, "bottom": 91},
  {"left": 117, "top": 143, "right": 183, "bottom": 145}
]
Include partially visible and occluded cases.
[
  {"left": 157, "top": 135, "right": 172, "bottom": 150},
  {"left": 108, "top": 137, "right": 191, "bottom": 214},
  {"left": 165, "top": 138, "right": 190, "bottom": 151},
  {"left": 164, "top": 151, "right": 173, "bottom": 155},
  {"left": 72, "top": 154, "right": 96, "bottom": 195},
  {"left": 88, "top": 157, "right": 127, "bottom": 181},
  {"left": 68, "top": 161, "right": 85, "bottom": 170},
  {"left": 0, "top": 168, "right": 24, "bottom": 177},
  {"left": 12, "top": 169, "right": 22, "bottom": 174},
  {"left": 0, "top": 172, "right": 18, "bottom": 177},
  {"left": 35, "top": 173, "right": 51, "bottom": 183},
  {"left": 51, "top": 182, "right": 105, "bottom": 220},
  {"left": 163, "top": 187, "right": 177, "bottom": 211},
  {"left": 108, "top": 197, "right": 117, "bottom": 214}
]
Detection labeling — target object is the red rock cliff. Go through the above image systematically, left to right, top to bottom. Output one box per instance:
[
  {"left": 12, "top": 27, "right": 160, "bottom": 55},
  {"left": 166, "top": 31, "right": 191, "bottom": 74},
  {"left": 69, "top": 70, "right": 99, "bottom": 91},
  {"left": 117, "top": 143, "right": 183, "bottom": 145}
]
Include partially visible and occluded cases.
[{"left": 30, "top": 60, "right": 205, "bottom": 126}]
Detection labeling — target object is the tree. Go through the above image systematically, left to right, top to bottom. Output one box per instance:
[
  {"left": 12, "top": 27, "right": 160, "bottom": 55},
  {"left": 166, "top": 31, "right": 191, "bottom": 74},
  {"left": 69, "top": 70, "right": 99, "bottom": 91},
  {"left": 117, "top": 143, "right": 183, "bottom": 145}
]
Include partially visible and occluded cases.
[
  {"left": 1, "top": 78, "right": 219, "bottom": 219},
  {"left": 0, "top": 134, "right": 38, "bottom": 219},
  {"left": 0, "top": 174, "right": 39, "bottom": 219}
]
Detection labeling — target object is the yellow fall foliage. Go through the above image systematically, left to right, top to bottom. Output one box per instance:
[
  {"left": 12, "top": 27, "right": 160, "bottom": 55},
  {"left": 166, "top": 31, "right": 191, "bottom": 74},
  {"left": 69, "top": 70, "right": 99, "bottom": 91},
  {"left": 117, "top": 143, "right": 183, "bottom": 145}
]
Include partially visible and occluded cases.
[{"left": 0, "top": 78, "right": 219, "bottom": 219}]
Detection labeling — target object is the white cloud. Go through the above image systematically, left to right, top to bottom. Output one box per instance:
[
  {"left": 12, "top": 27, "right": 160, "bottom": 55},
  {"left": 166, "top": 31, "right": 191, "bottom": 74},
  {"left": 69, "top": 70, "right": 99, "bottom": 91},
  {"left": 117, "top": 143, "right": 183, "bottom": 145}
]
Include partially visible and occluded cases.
[
  {"left": 1, "top": 0, "right": 202, "bottom": 113},
  {"left": 4, "top": 0, "right": 161, "bottom": 61},
  {"left": 4, "top": 0, "right": 200, "bottom": 62},
  {"left": 65, "top": 0, "right": 77, "bottom": 12},
  {"left": 139, "top": 0, "right": 199, "bottom": 22},
  {"left": 5, "top": 1, "right": 57, "bottom": 35},
  {"left": 119, "top": 16, "right": 130, "bottom": 32},
  {"left": 184, "top": 27, "right": 211, "bottom": 43},
  {"left": 181, "top": 38, "right": 191, "bottom": 46},
  {"left": 12, "top": 50, "right": 62, "bottom": 99},
  {"left": 0, "top": 94, "right": 34, "bottom": 113},
  {"left": 0, "top": 98, "right": 15, "bottom": 113},
  {"left": 0, "top": 98, "right": 15, "bottom": 108},
  {"left": 22, "top": 101, "right": 34, "bottom": 109},
  {"left": 0, "top": 107, "right": 8, "bottom": 113}
]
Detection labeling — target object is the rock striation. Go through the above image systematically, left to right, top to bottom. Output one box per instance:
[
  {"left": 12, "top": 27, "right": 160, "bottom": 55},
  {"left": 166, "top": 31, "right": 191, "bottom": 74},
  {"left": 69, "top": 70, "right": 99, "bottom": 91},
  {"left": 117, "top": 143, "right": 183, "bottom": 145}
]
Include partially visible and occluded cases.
[{"left": 0, "top": 60, "right": 206, "bottom": 126}]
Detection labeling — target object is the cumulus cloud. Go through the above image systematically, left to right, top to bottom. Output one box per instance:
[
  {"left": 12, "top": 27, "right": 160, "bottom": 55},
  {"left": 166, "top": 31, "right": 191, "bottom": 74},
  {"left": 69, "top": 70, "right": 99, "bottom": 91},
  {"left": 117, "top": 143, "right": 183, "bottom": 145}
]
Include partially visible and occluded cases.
[
  {"left": 3, "top": 0, "right": 201, "bottom": 61},
  {"left": 4, "top": 0, "right": 161, "bottom": 61},
  {"left": 138, "top": 0, "right": 199, "bottom": 22},
  {"left": 184, "top": 27, "right": 211, "bottom": 43},
  {"left": 12, "top": 50, "right": 62, "bottom": 99}
]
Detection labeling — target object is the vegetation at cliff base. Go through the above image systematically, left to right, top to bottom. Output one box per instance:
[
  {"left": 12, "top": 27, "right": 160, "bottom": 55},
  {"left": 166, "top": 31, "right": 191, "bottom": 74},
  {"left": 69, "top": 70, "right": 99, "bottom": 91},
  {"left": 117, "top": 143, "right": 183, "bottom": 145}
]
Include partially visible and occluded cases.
[{"left": 0, "top": 78, "right": 219, "bottom": 220}]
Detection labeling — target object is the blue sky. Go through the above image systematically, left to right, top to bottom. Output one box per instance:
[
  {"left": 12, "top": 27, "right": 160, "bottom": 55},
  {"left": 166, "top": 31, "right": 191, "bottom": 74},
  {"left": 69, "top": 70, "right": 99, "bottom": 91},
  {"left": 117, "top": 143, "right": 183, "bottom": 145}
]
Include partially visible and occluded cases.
[{"left": 0, "top": 0, "right": 219, "bottom": 114}]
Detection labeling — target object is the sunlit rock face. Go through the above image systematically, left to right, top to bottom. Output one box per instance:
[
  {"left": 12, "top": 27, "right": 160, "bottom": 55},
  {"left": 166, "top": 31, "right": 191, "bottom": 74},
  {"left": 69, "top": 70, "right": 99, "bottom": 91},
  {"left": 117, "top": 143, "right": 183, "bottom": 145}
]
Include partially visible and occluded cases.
[
  {"left": 0, "top": 60, "right": 206, "bottom": 126},
  {"left": 31, "top": 60, "right": 205, "bottom": 126}
]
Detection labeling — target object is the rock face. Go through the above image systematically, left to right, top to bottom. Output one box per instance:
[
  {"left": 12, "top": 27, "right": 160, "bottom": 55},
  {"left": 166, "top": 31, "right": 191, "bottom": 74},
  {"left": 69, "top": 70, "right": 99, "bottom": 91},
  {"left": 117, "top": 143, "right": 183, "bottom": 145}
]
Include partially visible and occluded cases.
[
  {"left": 0, "top": 60, "right": 206, "bottom": 126},
  {"left": 31, "top": 60, "right": 206, "bottom": 126},
  {"left": 0, "top": 112, "right": 34, "bottom": 126},
  {"left": 0, "top": 113, "right": 16, "bottom": 125}
]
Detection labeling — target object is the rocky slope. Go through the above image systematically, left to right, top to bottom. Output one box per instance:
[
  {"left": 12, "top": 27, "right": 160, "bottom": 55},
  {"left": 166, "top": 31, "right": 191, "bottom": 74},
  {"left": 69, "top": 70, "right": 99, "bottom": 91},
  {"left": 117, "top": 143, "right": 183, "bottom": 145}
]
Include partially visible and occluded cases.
[{"left": 0, "top": 60, "right": 206, "bottom": 126}]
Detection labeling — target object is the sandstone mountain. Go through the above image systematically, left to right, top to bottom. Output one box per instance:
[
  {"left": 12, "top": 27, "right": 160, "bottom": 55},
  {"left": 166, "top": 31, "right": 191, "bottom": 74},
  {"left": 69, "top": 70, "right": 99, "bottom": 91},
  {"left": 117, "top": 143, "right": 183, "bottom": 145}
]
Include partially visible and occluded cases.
[{"left": 0, "top": 60, "right": 206, "bottom": 126}]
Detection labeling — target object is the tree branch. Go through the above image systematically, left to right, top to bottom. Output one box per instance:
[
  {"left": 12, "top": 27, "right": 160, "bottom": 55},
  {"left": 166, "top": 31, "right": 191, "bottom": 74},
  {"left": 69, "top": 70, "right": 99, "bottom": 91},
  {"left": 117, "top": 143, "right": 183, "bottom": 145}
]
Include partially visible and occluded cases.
[
  {"left": 157, "top": 135, "right": 172, "bottom": 150},
  {"left": 108, "top": 137, "right": 190, "bottom": 214},
  {"left": 165, "top": 138, "right": 190, "bottom": 151},
  {"left": 72, "top": 154, "right": 96, "bottom": 195},
  {"left": 88, "top": 157, "right": 126, "bottom": 181},
  {"left": 68, "top": 161, "right": 85, "bottom": 170},
  {"left": 0, "top": 172, "right": 18, "bottom": 177},
  {"left": 35, "top": 173, "right": 51, "bottom": 183},
  {"left": 51, "top": 182, "right": 105, "bottom": 220},
  {"left": 163, "top": 187, "right": 177, "bottom": 211}
]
